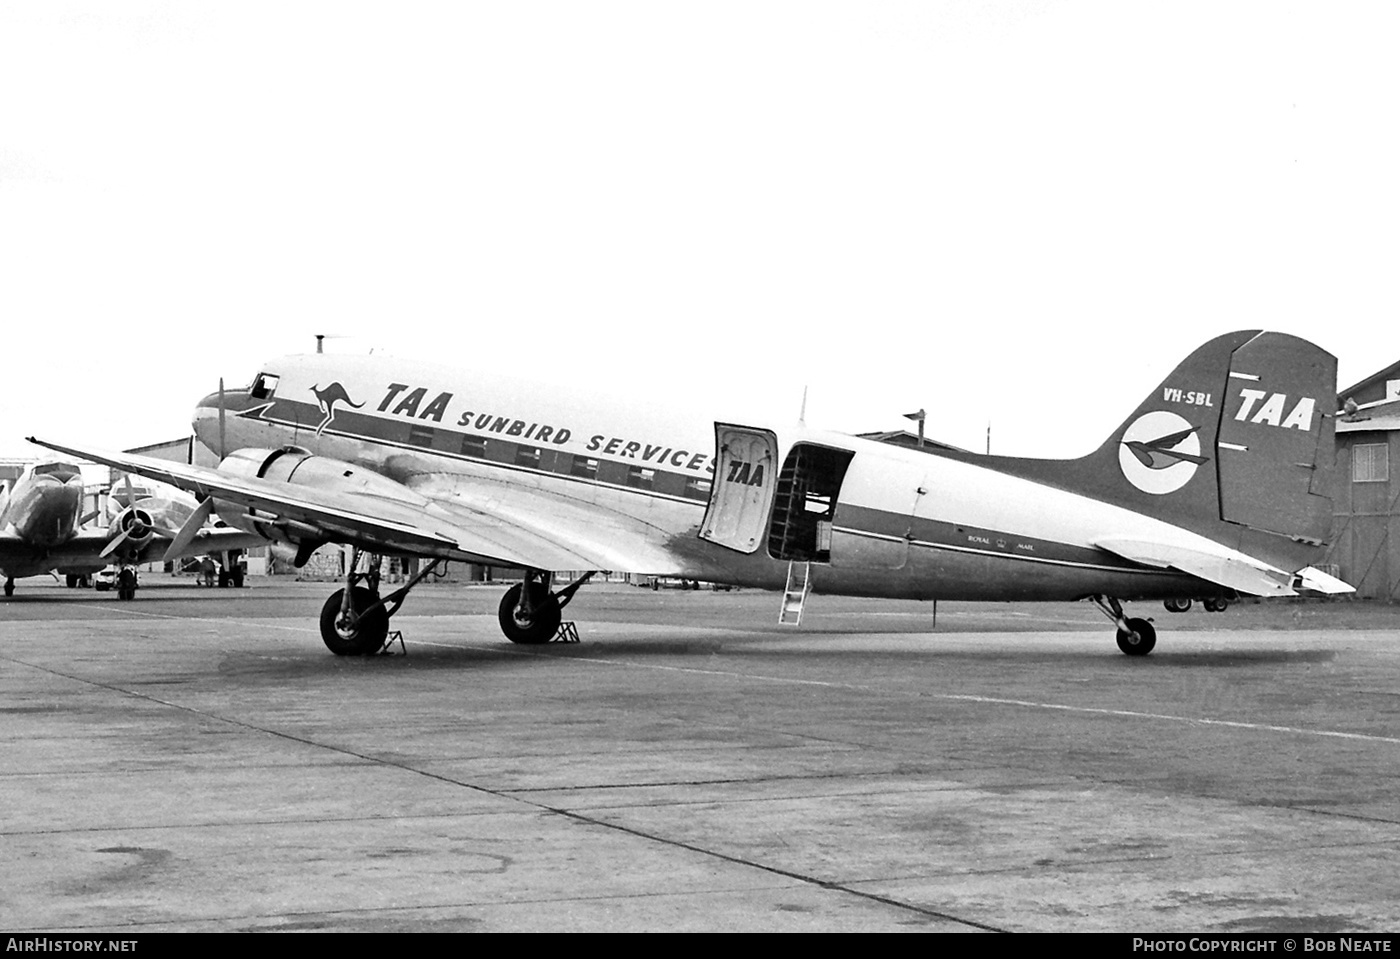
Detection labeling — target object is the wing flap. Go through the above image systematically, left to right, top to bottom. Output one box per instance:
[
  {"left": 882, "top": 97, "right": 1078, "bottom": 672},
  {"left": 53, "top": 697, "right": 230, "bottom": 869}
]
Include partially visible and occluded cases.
[{"left": 410, "top": 474, "right": 682, "bottom": 573}]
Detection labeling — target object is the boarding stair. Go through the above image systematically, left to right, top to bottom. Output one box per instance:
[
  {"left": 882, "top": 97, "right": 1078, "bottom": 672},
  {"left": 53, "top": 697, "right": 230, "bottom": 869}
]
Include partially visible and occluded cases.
[{"left": 779, "top": 560, "right": 811, "bottom": 626}]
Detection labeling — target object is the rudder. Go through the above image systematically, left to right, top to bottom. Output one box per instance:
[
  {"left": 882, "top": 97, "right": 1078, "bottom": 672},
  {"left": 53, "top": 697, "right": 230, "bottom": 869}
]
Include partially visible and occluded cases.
[{"left": 1214, "top": 332, "right": 1337, "bottom": 545}]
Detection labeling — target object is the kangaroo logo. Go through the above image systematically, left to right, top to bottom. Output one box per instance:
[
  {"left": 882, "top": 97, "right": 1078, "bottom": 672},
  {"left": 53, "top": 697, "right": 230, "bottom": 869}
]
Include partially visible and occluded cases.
[
  {"left": 310, "top": 382, "right": 364, "bottom": 437},
  {"left": 1118, "top": 410, "right": 1208, "bottom": 495}
]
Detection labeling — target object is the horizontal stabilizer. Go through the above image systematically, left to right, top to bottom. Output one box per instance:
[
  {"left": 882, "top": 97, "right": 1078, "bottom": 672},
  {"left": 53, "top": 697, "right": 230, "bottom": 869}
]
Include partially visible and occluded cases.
[
  {"left": 1095, "top": 536, "right": 1297, "bottom": 598},
  {"left": 1293, "top": 565, "right": 1355, "bottom": 595}
]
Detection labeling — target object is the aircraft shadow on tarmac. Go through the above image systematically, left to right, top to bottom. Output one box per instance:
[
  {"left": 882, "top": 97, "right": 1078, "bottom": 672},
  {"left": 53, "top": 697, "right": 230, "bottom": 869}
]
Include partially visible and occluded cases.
[
  {"left": 253, "top": 633, "right": 1343, "bottom": 672},
  {"left": 531, "top": 638, "right": 1341, "bottom": 668}
]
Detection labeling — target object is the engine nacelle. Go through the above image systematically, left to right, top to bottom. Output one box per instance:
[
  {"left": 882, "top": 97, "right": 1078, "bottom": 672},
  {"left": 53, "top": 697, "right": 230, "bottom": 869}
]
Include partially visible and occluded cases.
[
  {"left": 213, "top": 447, "right": 428, "bottom": 548},
  {"left": 108, "top": 505, "right": 156, "bottom": 554}
]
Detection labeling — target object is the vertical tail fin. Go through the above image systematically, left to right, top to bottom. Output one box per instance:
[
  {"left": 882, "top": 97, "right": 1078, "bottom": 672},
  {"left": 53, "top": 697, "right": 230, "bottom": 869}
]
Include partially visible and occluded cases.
[{"left": 986, "top": 330, "right": 1338, "bottom": 565}]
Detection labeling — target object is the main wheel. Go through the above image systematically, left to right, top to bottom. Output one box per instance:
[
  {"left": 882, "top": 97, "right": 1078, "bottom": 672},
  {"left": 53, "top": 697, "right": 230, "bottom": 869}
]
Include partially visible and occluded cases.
[
  {"left": 498, "top": 582, "right": 562, "bottom": 644},
  {"left": 319, "top": 586, "right": 389, "bottom": 656},
  {"left": 1116, "top": 617, "right": 1156, "bottom": 656}
]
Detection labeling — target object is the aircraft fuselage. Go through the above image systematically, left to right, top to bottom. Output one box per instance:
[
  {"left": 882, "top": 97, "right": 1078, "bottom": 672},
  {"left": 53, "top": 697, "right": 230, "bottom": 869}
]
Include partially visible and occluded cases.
[{"left": 194, "top": 355, "right": 1223, "bottom": 603}]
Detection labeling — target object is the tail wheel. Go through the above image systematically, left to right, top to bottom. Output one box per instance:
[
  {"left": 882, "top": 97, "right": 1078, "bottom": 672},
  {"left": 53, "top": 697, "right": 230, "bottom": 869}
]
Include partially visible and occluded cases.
[
  {"left": 499, "top": 582, "right": 562, "bottom": 644},
  {"left": 319, "top": 586, "right": 389, "bottom": 656},
  {"left": 1116, "top": 617, "right": 1156, "bottom": 656}
]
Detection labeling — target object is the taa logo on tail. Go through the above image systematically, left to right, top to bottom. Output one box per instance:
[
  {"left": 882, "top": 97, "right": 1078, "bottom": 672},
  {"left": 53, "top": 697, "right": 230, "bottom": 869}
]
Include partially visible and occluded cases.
[{"left": 1119, "top": 411, "right": 1208, "bottom": 495}]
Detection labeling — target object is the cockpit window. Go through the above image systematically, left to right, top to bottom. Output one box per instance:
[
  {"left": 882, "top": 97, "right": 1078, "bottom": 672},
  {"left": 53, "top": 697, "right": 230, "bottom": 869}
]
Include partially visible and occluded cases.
[
  {"left": 250, "top": 373, "right": 280, "bottom": 400},
  {"left": 32, "top": 462, "right": 80, "bottom": 478}
]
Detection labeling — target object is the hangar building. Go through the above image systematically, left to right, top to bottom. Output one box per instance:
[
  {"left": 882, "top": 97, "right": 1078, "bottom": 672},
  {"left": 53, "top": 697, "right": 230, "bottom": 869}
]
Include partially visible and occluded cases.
[{"left": 1326, "top": 362, "right": 1400, "bottom": 601}]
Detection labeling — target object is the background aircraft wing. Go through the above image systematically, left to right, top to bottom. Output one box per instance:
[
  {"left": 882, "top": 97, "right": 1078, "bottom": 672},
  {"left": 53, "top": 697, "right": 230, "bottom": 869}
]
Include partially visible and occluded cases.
[
  {"left": 28, "top": 439, "right": 647, "bottom": 572},
  {"left": 162, "top": 527, "right": 273, "bottom": 561},
  {"left": 0, "top": 530, "right": 82, "bottom": 567}
]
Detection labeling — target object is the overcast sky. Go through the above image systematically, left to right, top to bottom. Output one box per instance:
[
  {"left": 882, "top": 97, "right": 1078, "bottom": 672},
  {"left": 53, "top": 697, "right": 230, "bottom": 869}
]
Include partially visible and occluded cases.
[{"left": 2, "top": 1, "right": 1396, "bottom": 463}]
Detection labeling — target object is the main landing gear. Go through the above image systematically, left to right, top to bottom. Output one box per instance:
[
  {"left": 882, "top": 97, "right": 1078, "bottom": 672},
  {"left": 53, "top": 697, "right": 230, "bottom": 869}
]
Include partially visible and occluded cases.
[
  {"left": 319, "top": 548, "right": 445, "bottom": 656},
  {"left": 317, "top": 557, "right": 597, "bottom": 655},
  {"left": 498, "top": 570, "right": 594, "bottom": 644},
  {"left": 1090, "top": 595, "right": 1156, "bottom": 657},
  {"left": 1163, "top": 595, "right": 1232, "bottom": 613}
]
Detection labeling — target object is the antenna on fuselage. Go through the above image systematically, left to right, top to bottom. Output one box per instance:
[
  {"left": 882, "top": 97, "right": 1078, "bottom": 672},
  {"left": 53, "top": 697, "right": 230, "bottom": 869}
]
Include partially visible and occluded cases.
[
  {"left": 315, "top": 335, "right": 324, "bottom": 353},
  {"left": 218, "top": 377, "right": 227, "bottom": 457},
  {"left": 799, "top": 386, "right": 808, "bottom": 426},
  {"left": 903, "top": 408, "right": 926, "bottom": 449}
]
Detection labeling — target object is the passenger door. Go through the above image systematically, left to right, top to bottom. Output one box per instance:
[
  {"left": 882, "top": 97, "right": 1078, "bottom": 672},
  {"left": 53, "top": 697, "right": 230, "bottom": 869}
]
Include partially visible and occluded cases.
[{"left": 699, "top": 424, "right": 779, "bottom": 554}]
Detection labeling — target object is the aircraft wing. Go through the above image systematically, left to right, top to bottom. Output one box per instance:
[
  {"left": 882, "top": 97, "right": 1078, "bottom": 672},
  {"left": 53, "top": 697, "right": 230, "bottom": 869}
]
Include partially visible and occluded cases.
[
  {"left": 27, "top": 438, "right": 641, "bottom": 572},
  {"left": 162, "top": 527, "right": 273, "bottom": 561},
  {"left": 0, "top": 530, "right": 108, "bottom": 573},
  {"left": 1093, "top": 535, "right": 1351, "bottom": 598}
]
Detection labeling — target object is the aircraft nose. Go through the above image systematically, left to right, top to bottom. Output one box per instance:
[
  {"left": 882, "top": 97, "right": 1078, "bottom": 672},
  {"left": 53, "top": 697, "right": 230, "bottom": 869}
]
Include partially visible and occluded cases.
[
  {"left": 194, "top": 389, "right": 227, "bottom": 416},
  {"left": 192, "top": 396, "right": 224, "bottom": 454}
]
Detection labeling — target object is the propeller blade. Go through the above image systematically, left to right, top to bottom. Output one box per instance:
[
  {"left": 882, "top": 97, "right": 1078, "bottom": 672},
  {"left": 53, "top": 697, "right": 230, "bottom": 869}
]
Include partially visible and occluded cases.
[
  {"left": 123, "top": 472, "right": 136, "bottom": 510},
  {"left": 161, "top": 497, "right": 214, "bottom": 563},
  {"left": 77, "top": 510, "right": 102, "bottom": 527},
  {"left": 100, "top": 529, "right": 132, "bottom": 559}
]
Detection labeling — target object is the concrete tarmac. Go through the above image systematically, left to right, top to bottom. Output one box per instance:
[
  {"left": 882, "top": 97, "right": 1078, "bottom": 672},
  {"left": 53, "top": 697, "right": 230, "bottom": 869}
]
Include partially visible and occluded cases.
[{"left": 1, "top": 577, "right": 1398, "bottom": 932}]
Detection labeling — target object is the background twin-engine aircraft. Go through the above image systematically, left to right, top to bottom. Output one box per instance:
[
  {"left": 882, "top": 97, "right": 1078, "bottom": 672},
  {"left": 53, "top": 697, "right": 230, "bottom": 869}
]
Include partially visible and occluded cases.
[
  {"left": 31, "top": 329, "right": 1352, "bottom": 656},
  {"left": 0, "top": 466, "right": 263, "bottom": 596}
]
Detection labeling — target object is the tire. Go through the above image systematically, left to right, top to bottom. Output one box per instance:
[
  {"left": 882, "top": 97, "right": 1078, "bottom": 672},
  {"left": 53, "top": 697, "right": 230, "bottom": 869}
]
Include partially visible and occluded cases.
[
  {"left": 66, "top": 575, "right": 77, "bottom": 588},
  {"left": 498, "top": 582, "right": 562, "bottom": 644},
  {"left": 319, "top": 586, "right": 389, "bottom": 656},
  {"left": 1116, "top": 617, "right": 1156, "bottom": 656}
]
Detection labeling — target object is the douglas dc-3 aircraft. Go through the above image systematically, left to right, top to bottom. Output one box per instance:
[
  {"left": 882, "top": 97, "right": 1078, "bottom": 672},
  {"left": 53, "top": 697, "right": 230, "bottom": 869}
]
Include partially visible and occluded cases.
[
  {"left": 31, "top": 330, "right": 1351, "bottom": 655},
  {"left": 0, "top": 465, "right": 262, "bottom": 597}
]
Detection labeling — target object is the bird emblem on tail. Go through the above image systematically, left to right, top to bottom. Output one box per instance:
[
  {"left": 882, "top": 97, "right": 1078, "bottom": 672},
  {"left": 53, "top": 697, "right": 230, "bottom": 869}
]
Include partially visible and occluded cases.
[
  {"left": 310, "top": 382, "right": 364, "bottom": 436},
  {"left": 1117, "top": 410, "right": 1209, "bottom": 495},
  {"left": 1124, "top": 425, "right": 1209, "bottom": 469}
]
